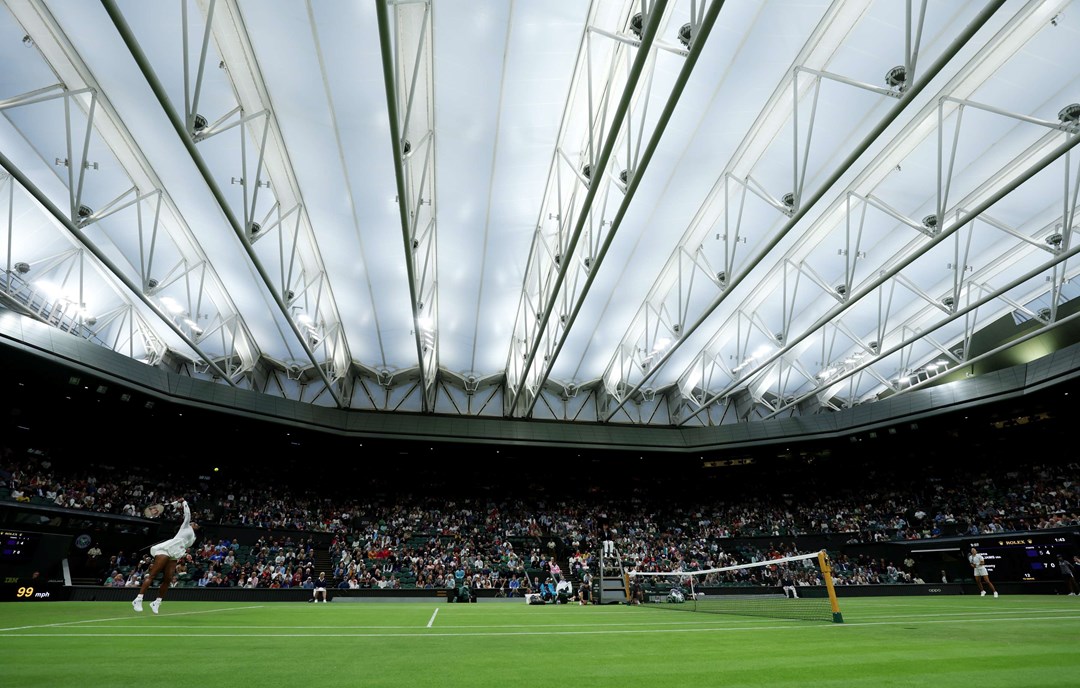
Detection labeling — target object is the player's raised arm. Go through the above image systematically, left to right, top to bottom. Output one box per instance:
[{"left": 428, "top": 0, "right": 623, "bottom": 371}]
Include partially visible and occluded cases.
[{"left": 179, "top": 499, "right": 191, "bottom": 529}]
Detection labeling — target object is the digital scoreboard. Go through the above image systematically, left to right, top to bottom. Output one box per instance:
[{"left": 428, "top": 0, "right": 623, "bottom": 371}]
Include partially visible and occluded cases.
[
  {"left": 0, "top": 530, "right": 41, "bottom": 563},
  {"left": 965, "top": 533, "right": 1074, "bottom": 582}
]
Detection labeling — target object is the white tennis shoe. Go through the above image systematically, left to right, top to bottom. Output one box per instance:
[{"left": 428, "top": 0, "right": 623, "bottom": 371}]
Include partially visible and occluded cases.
[
  {"left": 132, "top": 597, "right": 143, "bottom": 612},
  {"left": 149, "top": 599, "right": 161, "bottom": 614}
]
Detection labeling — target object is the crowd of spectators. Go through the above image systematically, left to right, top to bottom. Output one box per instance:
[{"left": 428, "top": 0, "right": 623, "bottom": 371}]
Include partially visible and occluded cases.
[
  {"left": 2, "top": 444, "right": 1078, "bottom": 591},
  {"left": 3, "top": 446, "right": 1076, "bottom": 545}
]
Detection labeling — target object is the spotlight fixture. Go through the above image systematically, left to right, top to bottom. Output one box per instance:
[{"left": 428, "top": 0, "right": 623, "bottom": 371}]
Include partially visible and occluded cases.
[
  {"left": 629, "top": 12, "right": 643, "bottom": 38},
  {"left": 678, "top": 22, "right": 693, "bottom": 48},
  {"left": 884, "top": 65, "right": 907, "bottom": 90},
  {"left": 1058, "top": 103, "right": 1080, "bottom": 124}
]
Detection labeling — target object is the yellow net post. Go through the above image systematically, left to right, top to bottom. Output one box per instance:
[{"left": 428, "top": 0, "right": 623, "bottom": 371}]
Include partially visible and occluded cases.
[{"left": 818, "top": 550, "right": 844, "bottom": 623}]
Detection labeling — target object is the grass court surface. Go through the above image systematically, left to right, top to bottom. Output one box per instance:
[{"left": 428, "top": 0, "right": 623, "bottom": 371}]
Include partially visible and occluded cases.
[{"left": 1, "top": 595, "right": 1078, "bottom": 687}]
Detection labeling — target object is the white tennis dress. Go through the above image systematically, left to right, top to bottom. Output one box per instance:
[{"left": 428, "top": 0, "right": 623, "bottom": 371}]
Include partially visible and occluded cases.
[
  {"left": 149, "top": 502, "right": 196, "bottom": 560},
  {"left": 969, "top": 553, "right": 988, "bottom": 577}
]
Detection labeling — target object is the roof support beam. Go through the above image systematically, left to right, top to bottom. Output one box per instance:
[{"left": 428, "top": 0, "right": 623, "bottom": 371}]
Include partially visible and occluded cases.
[
  {"left": 100, "top": 0, "right": 345, "bottom": 407},
  {"left": 375, "top": 0, "right": 439, "bottom": 413},
  {"left": 505, "top": 0, "right": 670, "bottom": 416},
  {"left": 517, "top": 0, "right": 727, "bottom": 419},
  {"left": 602, "top": 0, "right": 1006, "bottom": 423},
  {"left": 0, "top": 147, "right": 237, "bottom": 383}
]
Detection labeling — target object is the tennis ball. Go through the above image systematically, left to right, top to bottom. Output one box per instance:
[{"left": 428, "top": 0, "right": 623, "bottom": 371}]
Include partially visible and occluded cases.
[{"left": 213, "top": 467, "right": 219, "bottom": 472}]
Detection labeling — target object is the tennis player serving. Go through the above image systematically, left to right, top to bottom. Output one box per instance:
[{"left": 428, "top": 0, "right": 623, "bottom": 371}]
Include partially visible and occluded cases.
[
  {"left": 133, "top": 499, "right": 199, "bottom": 614},
  {"left": 968, "top": 546, "right": 998, "bottom": 598}
]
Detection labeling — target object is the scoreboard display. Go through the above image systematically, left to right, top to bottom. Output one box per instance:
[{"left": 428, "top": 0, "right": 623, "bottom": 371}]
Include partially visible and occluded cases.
[
  {"left": 1, "top": 530, "right": 41, "bottom": 563},
  {"left": 965, "top": 532, "right": 1074, "bottom": 582}
]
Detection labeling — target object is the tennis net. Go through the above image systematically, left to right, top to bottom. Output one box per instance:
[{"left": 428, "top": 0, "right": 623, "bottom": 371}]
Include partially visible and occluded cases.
[{"left": 627, "top": 550, "right": 843, "bottom": 623}]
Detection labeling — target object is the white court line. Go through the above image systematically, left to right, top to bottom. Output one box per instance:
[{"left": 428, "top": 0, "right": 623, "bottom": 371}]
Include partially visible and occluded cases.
[
  {"left": 0, "top": 605, "right": 265, "bottom": 632},
  {"left": 14, "top": 607, "right": 1077, "bottom": 632},
  {"left": 427, "top": 608, "right": 439, "bottom": 628},
  {"left": 3, "top": 614, "right": 1078, "bottom": 639},
  {"left": 6, "top": 619, "right": 785, "bottom": 630}
]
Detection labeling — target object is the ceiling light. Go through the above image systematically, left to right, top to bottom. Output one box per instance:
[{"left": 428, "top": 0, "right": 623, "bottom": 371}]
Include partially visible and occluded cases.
[
  {"left": 35, "top": 280, "right": 64, "bottom": 301},
  {"left": 159, "top": 296, "right": 184, "bottom": 314}
]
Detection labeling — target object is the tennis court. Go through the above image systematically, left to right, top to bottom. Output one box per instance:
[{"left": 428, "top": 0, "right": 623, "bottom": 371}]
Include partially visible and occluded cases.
[{"left": 2, "top": 596, "right": 1077, "bottom": 687}]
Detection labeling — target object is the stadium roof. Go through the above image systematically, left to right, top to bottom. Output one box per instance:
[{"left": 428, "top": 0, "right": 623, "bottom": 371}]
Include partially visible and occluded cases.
[{"left": 2, "top": 0, "right": 1080, "bottom": 441}]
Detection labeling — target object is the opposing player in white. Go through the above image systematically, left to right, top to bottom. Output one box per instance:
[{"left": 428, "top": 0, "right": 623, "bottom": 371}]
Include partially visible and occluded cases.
[
  {"left": 133, "top": 499, "right": 199, "bottom": 614},
  {"left": 968, "top": 547, "right": 998, "bottom": 598}
]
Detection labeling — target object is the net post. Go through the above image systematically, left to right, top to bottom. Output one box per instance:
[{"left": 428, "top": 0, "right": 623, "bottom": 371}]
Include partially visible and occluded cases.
[{"left": 818, "top": 550, "right": 844, "bottom": 623}]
